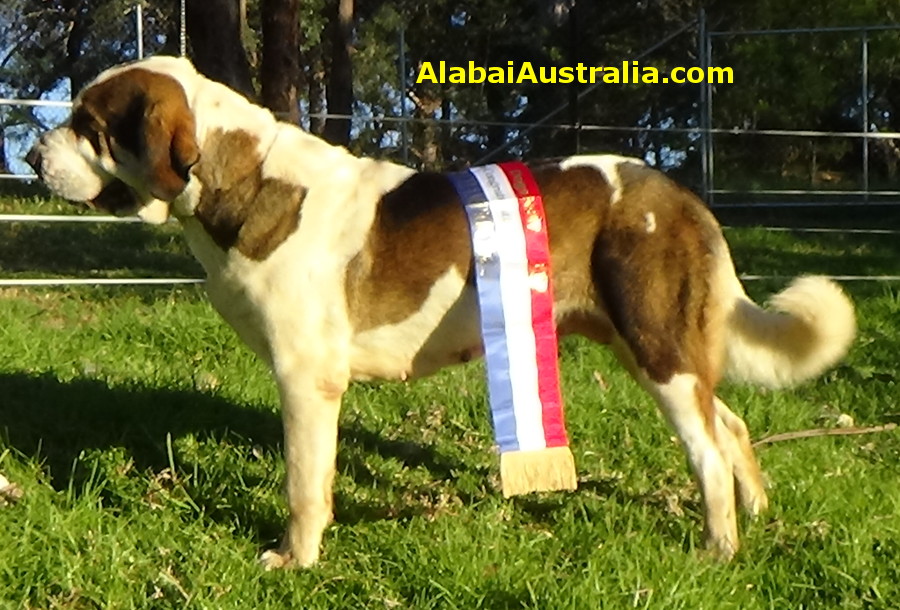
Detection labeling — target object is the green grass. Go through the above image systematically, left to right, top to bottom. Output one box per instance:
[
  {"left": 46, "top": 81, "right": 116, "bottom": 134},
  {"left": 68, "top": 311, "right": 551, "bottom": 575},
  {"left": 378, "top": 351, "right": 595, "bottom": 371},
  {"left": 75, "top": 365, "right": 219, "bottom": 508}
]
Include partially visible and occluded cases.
[{"left": 0, "top": 193, "right": 899, "bottom": 608}]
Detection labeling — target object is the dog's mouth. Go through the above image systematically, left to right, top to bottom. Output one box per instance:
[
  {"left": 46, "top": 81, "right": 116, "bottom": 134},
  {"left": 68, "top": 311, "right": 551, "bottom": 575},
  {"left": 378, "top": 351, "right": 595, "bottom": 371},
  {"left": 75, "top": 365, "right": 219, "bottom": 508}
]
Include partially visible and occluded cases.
[{"left": 88, "top": 179, "right": 142, "bottom": 216}]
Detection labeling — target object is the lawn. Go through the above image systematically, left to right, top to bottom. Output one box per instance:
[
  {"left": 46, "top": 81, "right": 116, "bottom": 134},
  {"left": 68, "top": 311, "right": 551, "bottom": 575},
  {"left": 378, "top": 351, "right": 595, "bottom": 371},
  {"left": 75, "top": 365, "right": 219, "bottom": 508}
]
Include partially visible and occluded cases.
[{"left": 0, "top": 190, "right": 898, "bottom": 609}]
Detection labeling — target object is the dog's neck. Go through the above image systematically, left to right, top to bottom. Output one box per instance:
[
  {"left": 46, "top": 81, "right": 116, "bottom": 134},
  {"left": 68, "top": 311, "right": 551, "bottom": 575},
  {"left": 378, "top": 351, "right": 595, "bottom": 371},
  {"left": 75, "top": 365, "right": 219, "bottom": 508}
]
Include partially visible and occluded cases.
[
  {"left": 166, "top": 66, "right": 417, "bottom": 281},
  {"left": 171, "top": 74, "right": 335, "bottom": 217}
]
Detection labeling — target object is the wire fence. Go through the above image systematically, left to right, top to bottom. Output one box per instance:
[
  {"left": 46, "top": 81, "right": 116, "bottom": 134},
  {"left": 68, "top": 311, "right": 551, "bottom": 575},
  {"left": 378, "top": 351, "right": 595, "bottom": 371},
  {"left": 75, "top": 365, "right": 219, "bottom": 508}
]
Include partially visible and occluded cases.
[{"left": 0, "top": 4, "right": 898, "bottom": 286}]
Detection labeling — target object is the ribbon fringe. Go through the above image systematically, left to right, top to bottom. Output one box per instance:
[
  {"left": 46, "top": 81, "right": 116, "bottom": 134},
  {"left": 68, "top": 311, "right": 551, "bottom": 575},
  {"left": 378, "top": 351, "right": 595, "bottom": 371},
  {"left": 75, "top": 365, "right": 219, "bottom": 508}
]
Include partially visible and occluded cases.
[{"left": 500, "top": 446, "right": 578, "bottom": 497}]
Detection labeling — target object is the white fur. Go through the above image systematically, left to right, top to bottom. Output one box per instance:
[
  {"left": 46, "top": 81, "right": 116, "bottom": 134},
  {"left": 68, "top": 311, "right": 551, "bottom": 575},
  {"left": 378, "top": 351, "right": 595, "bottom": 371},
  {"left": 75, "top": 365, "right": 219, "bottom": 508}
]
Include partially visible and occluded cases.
[
  {"left": 34, "top": 128, "right": 108, "bottom": 201},
  {"left": 559, "top": 154, "right": 645, "bottom": 204},
  {"left": 136, "top": 199, "right": 170, "bottom": 224},
  {"left": 350, "top": 268, "right": 481, "bottom": 380},
  {"left": 724, "top": 275, "right": 856, "bottom": 388},
  {"left": 641, "top": 372, "right": 738, "bottom": 559}
]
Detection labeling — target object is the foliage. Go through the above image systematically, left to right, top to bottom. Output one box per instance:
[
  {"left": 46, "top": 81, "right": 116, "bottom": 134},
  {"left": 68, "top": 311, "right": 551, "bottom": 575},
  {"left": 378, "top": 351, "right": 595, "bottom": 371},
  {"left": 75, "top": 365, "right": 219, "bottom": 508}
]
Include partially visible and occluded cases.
[{"left": 710, "top": 1, "right": 900, "bottom": 195}]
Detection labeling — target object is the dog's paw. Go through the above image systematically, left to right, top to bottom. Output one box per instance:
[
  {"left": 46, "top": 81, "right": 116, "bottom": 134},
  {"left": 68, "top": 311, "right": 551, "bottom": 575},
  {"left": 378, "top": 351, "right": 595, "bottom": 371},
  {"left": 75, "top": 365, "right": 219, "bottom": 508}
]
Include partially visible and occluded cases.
[
  {"left": 0, "top": 474, "right": 23, "bottom": 507},
  {"left": 741, "top": 488, "right": 769, "bottom": 518},
  {"left": 260, "top": 529, "right": 325, "bottom": 569},
  {"left": 705, "top": 535, "right": 738, "bottom": 562},
  {"left": 259, "top": 543, "right": 322, "bottom": 570},
  {"left": 259, "top": 549, "right": 293, "bottom": 571},
  {"left": 259, "top": 549, "right": 319, "bottom": 572}
]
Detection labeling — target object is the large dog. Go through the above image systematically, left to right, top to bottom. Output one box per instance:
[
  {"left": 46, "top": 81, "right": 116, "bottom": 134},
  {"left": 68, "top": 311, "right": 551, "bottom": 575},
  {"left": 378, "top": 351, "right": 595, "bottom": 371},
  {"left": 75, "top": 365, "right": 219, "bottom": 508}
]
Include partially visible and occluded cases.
[{"left": 27, "top": 56, "right": 855, "bottom": 568}]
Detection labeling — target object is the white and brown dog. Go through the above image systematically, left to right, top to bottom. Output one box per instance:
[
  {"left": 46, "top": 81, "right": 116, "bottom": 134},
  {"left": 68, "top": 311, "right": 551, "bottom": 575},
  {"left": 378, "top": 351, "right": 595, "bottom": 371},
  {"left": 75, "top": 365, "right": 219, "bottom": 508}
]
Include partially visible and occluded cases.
[{"left": 27, "top": 56, "right": 855, "bottom": 567}]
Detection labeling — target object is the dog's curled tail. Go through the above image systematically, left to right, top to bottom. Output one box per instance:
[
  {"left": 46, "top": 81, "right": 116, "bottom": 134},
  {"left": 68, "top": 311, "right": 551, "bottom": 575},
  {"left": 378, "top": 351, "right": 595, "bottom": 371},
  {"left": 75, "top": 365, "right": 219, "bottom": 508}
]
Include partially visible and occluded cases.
[{"left": 723, "top": 275, "right": 856, "bottom": 388}]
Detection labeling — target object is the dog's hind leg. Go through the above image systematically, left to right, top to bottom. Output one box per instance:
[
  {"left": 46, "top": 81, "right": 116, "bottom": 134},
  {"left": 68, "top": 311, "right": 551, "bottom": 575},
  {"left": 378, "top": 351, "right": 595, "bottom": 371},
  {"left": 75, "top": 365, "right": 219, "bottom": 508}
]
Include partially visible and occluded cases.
[
  {"left": 608, "top": 338, "right": 739, "bottom": 560},
  {"left": 260, "top": 367, "right": 347, "bottom": 569},
  {"left": 645, "top": 372, "right": 739, "bottom": 560},
  {"left": 714, "top": 397, "right": 768, "bottom": 516}
]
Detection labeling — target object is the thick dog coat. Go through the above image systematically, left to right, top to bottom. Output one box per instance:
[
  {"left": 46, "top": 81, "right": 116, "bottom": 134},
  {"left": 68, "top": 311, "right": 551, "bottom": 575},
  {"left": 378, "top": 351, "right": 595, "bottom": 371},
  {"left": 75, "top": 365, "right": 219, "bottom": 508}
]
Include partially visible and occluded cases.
[{"left": 27, "top": 56, "right": 856, "bottom": 567}]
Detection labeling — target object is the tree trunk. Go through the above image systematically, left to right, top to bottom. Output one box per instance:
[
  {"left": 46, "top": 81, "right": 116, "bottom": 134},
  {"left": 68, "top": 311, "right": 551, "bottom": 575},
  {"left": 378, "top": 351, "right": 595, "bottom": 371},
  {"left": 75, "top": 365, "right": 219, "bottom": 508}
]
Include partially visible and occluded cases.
[
  {"left": 62, "top": 0, "right": 92, "bottom": 94},
  {"left": 184, "top": 0, "right": 255, "bottom": 98},
  {"left": 260, "top": 0, "right": 300, "bottom": 123},
  {"left": 322, "top": 0, "right": 353, "bottom": 146},
  {"left": 567, "top": 0, "right": 581, "bottom": 155},
  {"left": 306, "top": 42, "right": 327, "bottom": 135},
  {"left": 410, "top": 91, "right": 441, "bottom": 170},
  {"left": 0, "top": 130, "right": 9, "bottom": 174}
]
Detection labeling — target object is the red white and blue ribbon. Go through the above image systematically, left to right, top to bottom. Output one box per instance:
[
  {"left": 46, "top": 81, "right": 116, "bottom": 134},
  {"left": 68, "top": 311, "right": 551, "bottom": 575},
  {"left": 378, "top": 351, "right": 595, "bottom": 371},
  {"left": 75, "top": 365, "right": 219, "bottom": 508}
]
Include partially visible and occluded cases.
[{"left": 448, "top": 162, "right": 571, "bottom": 463}]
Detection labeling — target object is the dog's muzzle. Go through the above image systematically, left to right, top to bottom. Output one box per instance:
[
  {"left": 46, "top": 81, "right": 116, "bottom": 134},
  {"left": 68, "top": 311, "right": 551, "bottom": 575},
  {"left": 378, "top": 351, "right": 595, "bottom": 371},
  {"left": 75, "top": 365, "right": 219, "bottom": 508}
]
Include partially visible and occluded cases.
[{"left": 24, "top": 129, "right": 110, "bottom": 202}]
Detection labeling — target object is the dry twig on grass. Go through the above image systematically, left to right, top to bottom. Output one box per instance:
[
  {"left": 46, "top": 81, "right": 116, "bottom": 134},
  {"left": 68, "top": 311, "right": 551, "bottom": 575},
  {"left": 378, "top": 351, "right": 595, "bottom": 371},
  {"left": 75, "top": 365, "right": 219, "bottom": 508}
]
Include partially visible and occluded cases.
[{"left": 753, "top": 423, "right": 898, "bottom": 448}]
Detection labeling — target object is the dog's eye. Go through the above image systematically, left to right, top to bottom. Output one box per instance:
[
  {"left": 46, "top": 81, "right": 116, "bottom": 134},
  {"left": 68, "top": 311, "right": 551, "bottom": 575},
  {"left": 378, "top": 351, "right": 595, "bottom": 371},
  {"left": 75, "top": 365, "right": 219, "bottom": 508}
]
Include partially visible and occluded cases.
[{"left": 71, "top": 109, "right": 104, "bottom": 156}]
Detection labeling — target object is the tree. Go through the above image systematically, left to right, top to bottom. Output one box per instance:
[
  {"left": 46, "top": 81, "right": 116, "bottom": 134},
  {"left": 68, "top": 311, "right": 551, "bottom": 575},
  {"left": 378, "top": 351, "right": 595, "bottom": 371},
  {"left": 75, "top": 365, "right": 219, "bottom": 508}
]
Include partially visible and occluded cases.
[
  {"left": 184, "top": 0, "right": 255, "bottom": 97},
  {"left": 260, "top": 0, "right": 301, "bottom": 123},
  {"left": 322, "top": 0, "right": 354, "bottom": 145}
]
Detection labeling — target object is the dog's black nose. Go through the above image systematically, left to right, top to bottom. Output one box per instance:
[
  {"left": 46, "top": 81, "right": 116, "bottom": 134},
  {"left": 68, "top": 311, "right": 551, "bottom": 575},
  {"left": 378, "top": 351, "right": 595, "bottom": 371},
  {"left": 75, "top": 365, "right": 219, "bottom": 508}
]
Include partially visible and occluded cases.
[{"left": 25, "top": 146, "right": 42, "bottom": 177}]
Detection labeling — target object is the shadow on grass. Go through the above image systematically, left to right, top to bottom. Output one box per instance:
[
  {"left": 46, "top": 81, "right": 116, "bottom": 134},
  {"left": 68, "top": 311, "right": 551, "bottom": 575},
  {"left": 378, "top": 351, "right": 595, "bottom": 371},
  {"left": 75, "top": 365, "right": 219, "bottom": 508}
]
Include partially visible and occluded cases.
[
  {"left": 0, "top": 222, "right": 202, "bottom": 279},
  {"left": 726, "top": 231, "right": 900, "bottom": 287},
  {"left": 0, "top": 371, "right": 483, "bottom": 530},
  {"left": 0, "top": 372, "right": 282, "bottom": 481}
]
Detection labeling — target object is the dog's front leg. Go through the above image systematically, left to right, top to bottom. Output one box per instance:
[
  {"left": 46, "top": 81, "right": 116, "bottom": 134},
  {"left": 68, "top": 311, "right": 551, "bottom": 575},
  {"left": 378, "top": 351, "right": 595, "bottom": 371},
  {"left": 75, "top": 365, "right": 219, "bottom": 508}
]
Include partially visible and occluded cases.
[{"left": 260, "top": 366, "right": 347, "bottom": 569}]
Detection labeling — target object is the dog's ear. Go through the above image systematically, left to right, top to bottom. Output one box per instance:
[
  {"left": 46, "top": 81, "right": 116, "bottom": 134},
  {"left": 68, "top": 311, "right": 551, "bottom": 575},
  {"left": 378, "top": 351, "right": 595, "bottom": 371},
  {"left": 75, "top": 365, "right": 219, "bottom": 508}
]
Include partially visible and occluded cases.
[{"left": 141, "top": 95, "right": 200, "bottom": 201}]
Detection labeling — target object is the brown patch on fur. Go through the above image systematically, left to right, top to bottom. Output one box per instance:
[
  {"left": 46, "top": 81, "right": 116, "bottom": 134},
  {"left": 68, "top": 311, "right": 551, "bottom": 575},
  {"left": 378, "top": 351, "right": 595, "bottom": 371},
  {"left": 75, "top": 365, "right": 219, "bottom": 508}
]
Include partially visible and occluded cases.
[
  {"left": 72, "top": 68, "right": 199, "bottom": 201},
  {"left": 193, "top": 129, "right": 303, "bottom": 260},
  {"left": 531, "top": 163, "right": 613, "bottom": 326},
  {"left": 590, "top": 163, "right": 724, "bottom": 384},
  {"left": 345, "top": 172, "right": 472, "bottom": 331},
  {"left": 316, "top": 377, "right": 348, "bottom": 402},
  {"left": 694, "top": 377, "right": 717, "bottom": 436}
]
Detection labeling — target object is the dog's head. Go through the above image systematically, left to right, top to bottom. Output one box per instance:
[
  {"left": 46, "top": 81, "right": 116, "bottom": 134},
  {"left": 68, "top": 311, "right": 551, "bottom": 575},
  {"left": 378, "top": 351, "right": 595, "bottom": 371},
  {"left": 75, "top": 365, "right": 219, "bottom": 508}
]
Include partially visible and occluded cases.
[{"left": 26, "top": 56, "right": 201, "bottom": 224}]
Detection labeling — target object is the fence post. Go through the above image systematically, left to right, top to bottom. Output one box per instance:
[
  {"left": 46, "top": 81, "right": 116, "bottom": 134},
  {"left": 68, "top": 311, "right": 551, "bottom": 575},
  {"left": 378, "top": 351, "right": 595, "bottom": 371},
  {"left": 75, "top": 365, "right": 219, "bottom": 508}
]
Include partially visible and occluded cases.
[
  {"left": 135, "top": 2, "right": 144, "bottom": 59},
  {"left": 698, "top": 8, "right": 713, "bottom": 206},
  {"left": 398, "top": 27, "right": 410, "bottom": 166},
  {"left": 861, "top": 28, "right": 869, "bottom": 204}
]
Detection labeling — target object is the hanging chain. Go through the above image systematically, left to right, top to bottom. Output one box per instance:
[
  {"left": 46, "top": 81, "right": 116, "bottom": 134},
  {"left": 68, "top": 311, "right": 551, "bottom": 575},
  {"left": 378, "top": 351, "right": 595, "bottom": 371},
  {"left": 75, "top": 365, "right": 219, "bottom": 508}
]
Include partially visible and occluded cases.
[{"left": 179, "top": 0, "right": 187, "bottom": 57}]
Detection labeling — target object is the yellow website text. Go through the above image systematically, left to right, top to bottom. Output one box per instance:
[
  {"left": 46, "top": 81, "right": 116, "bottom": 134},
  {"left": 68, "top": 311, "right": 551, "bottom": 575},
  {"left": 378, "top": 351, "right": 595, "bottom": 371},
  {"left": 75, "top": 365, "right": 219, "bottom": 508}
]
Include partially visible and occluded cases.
[{"left": 416, "top": 61, "right": 733, "bottom": 85}]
